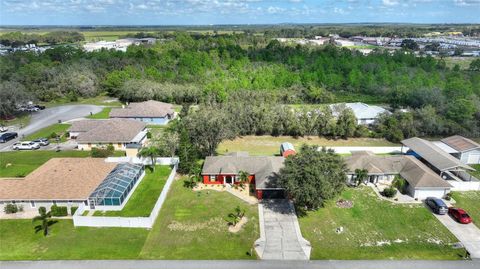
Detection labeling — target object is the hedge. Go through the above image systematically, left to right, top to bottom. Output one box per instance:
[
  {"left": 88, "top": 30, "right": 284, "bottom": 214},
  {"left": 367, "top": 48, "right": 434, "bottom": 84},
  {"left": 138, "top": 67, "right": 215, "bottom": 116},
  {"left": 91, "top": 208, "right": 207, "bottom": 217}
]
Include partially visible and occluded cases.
[
  {"left": 51, "top": 205, "right": 68, "bottom": 217},
  {"left": 70, "top": 206, "right": 78, "bottom": 215}
]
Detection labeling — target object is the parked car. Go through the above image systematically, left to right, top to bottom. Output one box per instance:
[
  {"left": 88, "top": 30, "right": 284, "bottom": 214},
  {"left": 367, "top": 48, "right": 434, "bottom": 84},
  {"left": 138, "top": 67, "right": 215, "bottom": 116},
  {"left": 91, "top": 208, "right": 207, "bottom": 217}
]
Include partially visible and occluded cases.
[
  {"left": 34, "top": 105, "right": 46, "bottom": 110},
  {"left": 0, "top": 126, "right": 7, "bottom": 132},
  {"left": 0, "top": 132, "right": 18, "bottom": 143},
  {"left": 32, "top": 138, "right": 50, "bottom": 146},
  {"left": 12, "top": 141, "right": 40, "bottom": 150},
  {"left": 425, "top": 197, "right": 448, "bottom": 215},
  {"left": 448, "top": 207, "right": 472, "bottom": 224}
]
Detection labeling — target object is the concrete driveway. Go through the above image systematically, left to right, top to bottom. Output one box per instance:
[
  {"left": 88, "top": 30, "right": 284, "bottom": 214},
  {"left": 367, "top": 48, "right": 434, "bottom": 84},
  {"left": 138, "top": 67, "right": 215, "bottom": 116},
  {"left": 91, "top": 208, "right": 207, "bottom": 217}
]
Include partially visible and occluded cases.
[
  {"left": 0, "top": 105, "right": 102, "bottom": 151},
  {"left": 255, "top": 199, "right": 311, "bottom": 260},
  {"left": 433, "top": 213, "right": 480, "bottom": 258}
]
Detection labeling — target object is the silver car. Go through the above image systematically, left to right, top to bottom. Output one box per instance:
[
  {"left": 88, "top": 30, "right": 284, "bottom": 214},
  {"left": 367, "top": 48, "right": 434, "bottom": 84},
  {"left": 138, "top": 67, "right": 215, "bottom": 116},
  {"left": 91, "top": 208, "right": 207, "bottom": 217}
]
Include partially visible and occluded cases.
[{"left": 12, "top": 141, "right": 41, "bottom": 150}]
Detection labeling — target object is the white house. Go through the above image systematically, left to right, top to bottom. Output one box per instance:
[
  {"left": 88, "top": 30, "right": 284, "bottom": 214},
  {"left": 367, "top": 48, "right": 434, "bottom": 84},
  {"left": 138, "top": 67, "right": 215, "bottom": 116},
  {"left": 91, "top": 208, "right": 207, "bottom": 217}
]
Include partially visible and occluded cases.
[
  {"left": 330, "top": 102, "right": 390, "bottom": 125},
  {"left": 435, "top": 135, "right": 480, "bottom": 165}
]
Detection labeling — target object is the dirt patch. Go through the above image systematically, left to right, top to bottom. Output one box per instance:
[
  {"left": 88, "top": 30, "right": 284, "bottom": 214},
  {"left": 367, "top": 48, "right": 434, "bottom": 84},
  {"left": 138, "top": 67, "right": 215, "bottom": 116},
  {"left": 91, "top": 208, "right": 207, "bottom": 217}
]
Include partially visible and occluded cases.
[
  {"left": 336, "top": 199, "right": 354, "bottom": 208},
  {"left": 228, "top": 216, "right": 248, "bottom": 233},
  {"left": 167, "top": 217, "right": 225, "bottom": 232}
]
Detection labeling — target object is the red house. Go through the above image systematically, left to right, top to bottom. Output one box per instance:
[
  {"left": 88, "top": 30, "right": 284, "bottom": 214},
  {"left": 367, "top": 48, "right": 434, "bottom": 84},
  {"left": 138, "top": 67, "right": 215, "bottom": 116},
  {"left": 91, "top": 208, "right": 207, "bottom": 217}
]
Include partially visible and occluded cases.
[{"left": 201, "top": 152, "right": 286, "bottom": 199}]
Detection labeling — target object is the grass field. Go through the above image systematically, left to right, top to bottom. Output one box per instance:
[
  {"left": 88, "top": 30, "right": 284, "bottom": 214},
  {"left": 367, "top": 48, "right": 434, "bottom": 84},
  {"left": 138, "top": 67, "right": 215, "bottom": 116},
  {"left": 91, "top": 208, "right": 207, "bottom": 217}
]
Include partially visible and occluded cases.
[
  {"left": 443, "top": 57, "right": 474, "bottom": 70},
  {"left": 42, "top": 95, "right": 122, "bottom": 108},
  {"left": 87, "top": 107, "right": 112, "bottom": 119},
  {"left": 23, "top": 123, "right": 71, "bottom": 142},
  {"left": 217, "top": 135, "right": 398, "bottom": 156},
  {"left": 0, "top": 150, "right": 125, "bottom": 177},
  {"left": 468, "top": 164, "right": 480, "bottom": 179},
  {"left": 93, "top": 166, "right": 171, "bottom": 217},
  {"left": 139, "top": 178, "right": 259, "bottom": 259},
  {"left": 299, "top": 187, "right": 464, "bottom": 260},
  {"left": 451, "top": 191, "right": 480, "bottom": 224},
  {"left": 0, "top": 219, "right": 149, "bottom": 260}
]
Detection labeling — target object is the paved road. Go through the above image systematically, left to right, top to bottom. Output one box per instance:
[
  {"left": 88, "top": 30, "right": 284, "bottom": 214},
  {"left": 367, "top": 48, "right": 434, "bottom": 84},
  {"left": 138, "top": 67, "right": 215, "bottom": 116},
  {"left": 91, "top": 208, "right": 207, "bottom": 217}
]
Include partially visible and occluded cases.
[
  {"left": 0, "top": 105, "right": 102, "bottom": 151},
  {"left": 255, "top": 200, "right": 311, "bottom": 260},
  {"left": 434, "top": 213, "right": 480, "bottom": 258},
  {"left": 0, "top": 260, "right": 478, "bottom": 269}
]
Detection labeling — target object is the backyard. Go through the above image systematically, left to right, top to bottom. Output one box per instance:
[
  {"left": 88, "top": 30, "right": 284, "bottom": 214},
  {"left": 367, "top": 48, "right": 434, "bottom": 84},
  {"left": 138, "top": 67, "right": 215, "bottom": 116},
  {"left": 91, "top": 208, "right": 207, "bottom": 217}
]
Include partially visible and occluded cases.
[
  {"left": 23, "top": 123, "right": 71, "bottom": 142},
  {"left": 217, "top": 135, "right": 398, "bottom": 156},
  {"left": 0, "top": 150, "right": 125, "bottom": 177},
  {"left": 93, "top": 165, "right": 172, "bottom": 217},
  {"left": 139, "top": 178, "right": 259, "bottom": 259},
  {"left": 299, "top": 187, "right": 465, "bottom": 260},
  {"left": 451, "top": 191, "right": 480, "bottom": 224}
]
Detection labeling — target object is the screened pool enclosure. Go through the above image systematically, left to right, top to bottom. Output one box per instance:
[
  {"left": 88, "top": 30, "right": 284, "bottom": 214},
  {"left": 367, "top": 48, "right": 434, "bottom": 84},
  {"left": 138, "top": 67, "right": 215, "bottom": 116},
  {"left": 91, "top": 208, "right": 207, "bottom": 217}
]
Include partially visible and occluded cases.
[{"left": 88, "top": 163, "right": 144, "bottom": 207}]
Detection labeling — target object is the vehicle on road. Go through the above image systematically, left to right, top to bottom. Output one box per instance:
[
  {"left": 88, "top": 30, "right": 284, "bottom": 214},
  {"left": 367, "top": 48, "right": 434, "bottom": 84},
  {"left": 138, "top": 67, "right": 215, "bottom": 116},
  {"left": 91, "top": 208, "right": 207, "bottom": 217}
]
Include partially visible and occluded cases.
[
  {"left": 34, "top": 105, "right": 46, "bottom": 110},
  {"left": 0, "top": 126, "right": 7, "bottom": 132},
  {"left": 0, "top": 132, "right": 18, "bottom": 143},
  {"left": 32, "top": 138, "right": 50, "bottom": 146},
  {"left": 12, "top": 141, "right": 40, "bottom": 150},
  {"left": 425, "top": 197, "right": 448, "bottom": 215},
  {"left": 448, "top": 207, "right": 472, "bottom": 224}
]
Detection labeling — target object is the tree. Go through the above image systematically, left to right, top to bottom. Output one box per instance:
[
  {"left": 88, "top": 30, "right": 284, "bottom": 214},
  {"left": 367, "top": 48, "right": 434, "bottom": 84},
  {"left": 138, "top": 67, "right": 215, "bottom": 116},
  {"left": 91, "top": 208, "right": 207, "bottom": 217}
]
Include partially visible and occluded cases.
[
  {"left": 400, "top": 39, "right": 419, "bottom": 51},
  {"left": 470, "top": 59, "right": 480, "bottom": 71},
  {"left": 0, "top": 81, "right": 29, "bottom": 118},
  {"left": 336, "top": 107, "right": 357, "bottom": 139},
  {"left": 177, "top": 124, "right": 200, "bottom": 174},
  {"left": 278, "top": 145, "right": 347, "bottom": 210},
  {"left": 137, "top": 146, "right": 161, "bottom": 170},
  {"left": 354, "top": 169, "right": 369, "bottom": 187},
  {"left": 238, "top": 170, "right": 250, "bottom": 189},
  {"left": 227, "top": 206, "right": 245, "bottom": 226},
  {"left": 32, "top": 207, "right": 55, "bottom": 237}
]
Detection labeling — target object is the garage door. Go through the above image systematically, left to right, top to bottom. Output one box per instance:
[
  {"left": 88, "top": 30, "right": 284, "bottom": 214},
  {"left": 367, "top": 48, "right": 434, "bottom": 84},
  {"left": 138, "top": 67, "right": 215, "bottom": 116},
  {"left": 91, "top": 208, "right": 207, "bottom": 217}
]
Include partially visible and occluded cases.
[
  {"left": 467, "top": 153, "right": 480, "bottom": 164},
  {"left": 415, "top": 189, "right": 447, "bottom": 200},
  {"left": 261, "top": 190, "right": 286, "bottom": 199}
]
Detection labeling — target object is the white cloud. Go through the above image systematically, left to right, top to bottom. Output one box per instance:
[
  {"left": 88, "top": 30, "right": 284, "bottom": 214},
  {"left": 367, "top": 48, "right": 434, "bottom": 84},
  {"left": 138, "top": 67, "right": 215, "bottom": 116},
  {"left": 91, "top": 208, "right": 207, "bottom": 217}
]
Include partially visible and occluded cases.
[{"left": 382, "top": 0, "right": 399, "bottom": 6}]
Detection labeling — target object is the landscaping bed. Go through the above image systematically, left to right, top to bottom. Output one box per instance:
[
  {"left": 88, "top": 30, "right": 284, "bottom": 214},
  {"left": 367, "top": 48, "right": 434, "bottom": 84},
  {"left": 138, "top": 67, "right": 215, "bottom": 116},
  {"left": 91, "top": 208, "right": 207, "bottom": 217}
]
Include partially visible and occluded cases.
[
  {"left": 93, "top": 166, "right": 172, "bottom": 217},
  {"left": 299, "top": 187, "right": 464, "bottom": 260}
]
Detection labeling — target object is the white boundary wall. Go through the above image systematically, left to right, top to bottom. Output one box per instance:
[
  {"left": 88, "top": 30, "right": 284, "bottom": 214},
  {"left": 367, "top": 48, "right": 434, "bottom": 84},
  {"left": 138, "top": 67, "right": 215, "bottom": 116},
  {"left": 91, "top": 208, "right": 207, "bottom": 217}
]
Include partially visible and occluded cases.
[
  {"left": 324, "top": 146, "right": 405, "bottom": 154},
  {"left": 105, "top": 156, "right": 178, "bottom": 166},
  {"left": 73, "top": 161, "right": 178, "bottom": 228},
  {"left": 448, "top": 180, "right": 480, "bottom": 191}
]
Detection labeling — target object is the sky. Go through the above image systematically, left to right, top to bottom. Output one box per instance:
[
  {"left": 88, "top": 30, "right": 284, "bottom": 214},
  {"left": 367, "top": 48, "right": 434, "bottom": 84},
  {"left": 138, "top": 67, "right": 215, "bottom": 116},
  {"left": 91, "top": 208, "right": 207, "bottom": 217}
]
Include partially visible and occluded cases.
[{"left": 0, "top": 0, "right": 479, "bottom": 26}]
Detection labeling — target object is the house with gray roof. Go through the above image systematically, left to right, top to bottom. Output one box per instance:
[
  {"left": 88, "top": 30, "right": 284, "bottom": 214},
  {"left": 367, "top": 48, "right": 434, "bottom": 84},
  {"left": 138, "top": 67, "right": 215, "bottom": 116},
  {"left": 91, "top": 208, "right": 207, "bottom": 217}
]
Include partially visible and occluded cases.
[
  {"left": 109, "top": 100, "right": 175, "bottom": 125},
  {"left": 329, "top": 102, "right": 390, "bottom": 125},
  {"left": 69, "top": 119, "right": 147, "bottom": 154},
  {"left": 437, "top": 135, "right": 480, "bottom": 164},
  {"left": 345, "top": 151, "right": 452, "bottom": 199},
  {"left": 201, "top": 152, "right": 285, "bottom": 199}
]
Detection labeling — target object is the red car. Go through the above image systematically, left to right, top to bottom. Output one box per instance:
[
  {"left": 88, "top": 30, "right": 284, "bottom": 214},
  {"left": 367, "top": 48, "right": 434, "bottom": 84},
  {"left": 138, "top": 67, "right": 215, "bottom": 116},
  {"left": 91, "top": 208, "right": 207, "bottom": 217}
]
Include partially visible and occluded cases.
[{"left": 448, "top": 207, "right": 472, "bottom": 224}]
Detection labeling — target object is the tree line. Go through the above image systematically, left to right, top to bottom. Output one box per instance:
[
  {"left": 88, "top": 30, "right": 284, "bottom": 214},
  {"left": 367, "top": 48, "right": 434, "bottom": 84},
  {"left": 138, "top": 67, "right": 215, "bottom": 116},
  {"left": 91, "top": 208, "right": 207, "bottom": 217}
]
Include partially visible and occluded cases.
[{"left": 0, "top": 31, "right": 85, "bottom": 47}]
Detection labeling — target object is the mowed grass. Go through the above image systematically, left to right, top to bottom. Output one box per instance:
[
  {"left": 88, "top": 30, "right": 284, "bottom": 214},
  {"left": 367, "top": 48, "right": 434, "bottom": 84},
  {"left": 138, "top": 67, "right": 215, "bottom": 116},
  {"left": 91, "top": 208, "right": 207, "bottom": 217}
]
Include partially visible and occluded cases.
[
  {"left": 42, "top": 95, "right": 122, "bottom": 108},
  {"left": 87, "top": 107, "right": 112, "bottom": 119},
  {"left": 23, "top": 123, "right": 71, "bottom": 142},
  {"left": 218, "top": 135, "right": 398, "bottom": 156},
  {"left": 0, "top": 150, "right": 125, "bottom": 177},
  {"left": 468, "top": 164, "right": 480, "bottom": 179},
  {"left": 93, "top": 166, "right": 172, "bottom": 217},
  {"left": 139, "top": 178, "right": 259, "bottom": 259},
  {"left": 299, "top": 187, "right": 464, "bottom": 260},
  {"left": 451, "top": 191, "right": 480, "bottom": 224},
  {"left": 0, "top": 219, "right": 149, "bottom": 260}
]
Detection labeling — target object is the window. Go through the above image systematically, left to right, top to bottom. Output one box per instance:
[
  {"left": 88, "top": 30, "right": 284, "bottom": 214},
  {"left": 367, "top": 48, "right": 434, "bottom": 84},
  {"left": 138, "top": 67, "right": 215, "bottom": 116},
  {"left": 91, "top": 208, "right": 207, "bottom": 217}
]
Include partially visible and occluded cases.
[
  {"left": 210, "top": 175, "right": 216, "bottom": 182},
  {"left": 30, "top": 201, "right": 35, "bottom": 208},
  {"left": 53, "top": 201, "right": 57, "bottom": 206}
]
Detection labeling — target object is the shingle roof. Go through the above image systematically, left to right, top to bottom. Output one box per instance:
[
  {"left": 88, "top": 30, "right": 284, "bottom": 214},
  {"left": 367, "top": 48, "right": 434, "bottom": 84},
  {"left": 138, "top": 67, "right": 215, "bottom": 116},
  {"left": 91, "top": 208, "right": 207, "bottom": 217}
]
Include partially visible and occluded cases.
[
  {"left": 109, "top": 100, "right": 174, "bottom": 118},
  {"left": 330, "top": 102, "right": 389, "bottom": 120},
  {"left": 69, "top": 119, "right": 146, "bottom": 143},
  {"left": 441, "top": 135, "right": 480, "bottom": 152},
  {"left": 401, "top": 137, "right": 474, "bottom": 171},
  {"left": 344, "top": 151, "right": 452, "bottom": 188},
  {"left": 202, "top": 154, "right": 285, "bottom": 189},
  {"left": 0, "top": 158, "right": 117, "bottom": 200}
]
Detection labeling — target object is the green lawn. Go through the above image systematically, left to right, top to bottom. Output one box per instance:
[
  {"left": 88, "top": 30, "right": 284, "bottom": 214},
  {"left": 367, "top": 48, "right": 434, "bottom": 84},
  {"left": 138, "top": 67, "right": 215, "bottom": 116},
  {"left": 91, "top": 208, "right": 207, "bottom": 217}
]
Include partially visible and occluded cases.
[
  {"left": 42, "top": 95, "right": 123, "bottom": 108},
  {"left": 87, "top": 107, "right": 112, "bottom": 119},
  {"left": 23, "top": 124, "right": 71, "bottom": 142},
  {"left": 218, "top": 135, "right": 398, "bottom": 156},
  {"left": 0, "top": 150, "right": 125, "bottom": 177},
  {"left": 468, "top": 164, "right": 480, "bottom": 179},
  {"left": 93, "top": 166, "right": 172, "bottom": 217},
  {"left": 139, "top": 178, "right": 259, "bottom": 259},
  {"left": 299, "top": 187, "right": 464, "bottom": 260},
  {"left": 451, "top": 191, "right": 480, "bottom": 224},
  {"left": 0, "top": 219, "right": 149, "bottom": 260}
]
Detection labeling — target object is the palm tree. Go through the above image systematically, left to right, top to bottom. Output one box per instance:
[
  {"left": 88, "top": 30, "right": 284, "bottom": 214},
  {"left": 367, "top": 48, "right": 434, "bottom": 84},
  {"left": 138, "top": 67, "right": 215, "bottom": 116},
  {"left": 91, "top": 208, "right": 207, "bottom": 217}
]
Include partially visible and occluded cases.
[
  {"left": 138, "top": 146, "right": 160, "bottom": 171},
  {"left": 354, "top": 169, "right": 369, "bottom": 187},
  {"left": 238, "top": 170, "right": 249, "bottom": 190},
  {"left": 32, "top": 207, "right": 55, "bottom": 237}
]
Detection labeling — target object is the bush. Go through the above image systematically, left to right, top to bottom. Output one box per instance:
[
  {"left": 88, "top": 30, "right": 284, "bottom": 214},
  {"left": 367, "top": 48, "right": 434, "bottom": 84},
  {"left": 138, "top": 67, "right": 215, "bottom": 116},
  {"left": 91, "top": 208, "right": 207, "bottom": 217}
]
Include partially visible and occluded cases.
[
  {"left": 146, "top": 131, "right": 152, "bottom": 139},
  {"left": 50, "top": 132, "right": 58, "bottom": 139},
  {"left": 91, "top": 147, "right": 114, "bottom": 158},
  {"left": 392, "top": 177, "right": 407, "bottom": 194},
  {"left": 382, "top": 187, "right": 397, "bottom": 198},
  {"left": 445, "top": 192, "right": 452, "bottom": 201},
  {"left": 4, "top": 203, "right": 22, "bottom": 214},
  {"left": 50, "top": 205, "right": 68, "bottom": 216},
  {"left": 70, "top": 206, "right": 78, "bottom": 215}
]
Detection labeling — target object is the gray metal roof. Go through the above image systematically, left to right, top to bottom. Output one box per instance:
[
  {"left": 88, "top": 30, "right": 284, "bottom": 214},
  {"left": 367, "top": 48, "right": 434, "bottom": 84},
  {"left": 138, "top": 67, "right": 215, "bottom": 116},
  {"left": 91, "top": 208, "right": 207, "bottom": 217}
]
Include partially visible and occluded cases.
[
  {"left": 441, "top": 135, "right": 480, "bottom": 152},
  {"left": 401, "top": 137, "right": 474, "bottom": 171},
  {"left": 202, "top": 154, "right": 285, "bottom": 189}
]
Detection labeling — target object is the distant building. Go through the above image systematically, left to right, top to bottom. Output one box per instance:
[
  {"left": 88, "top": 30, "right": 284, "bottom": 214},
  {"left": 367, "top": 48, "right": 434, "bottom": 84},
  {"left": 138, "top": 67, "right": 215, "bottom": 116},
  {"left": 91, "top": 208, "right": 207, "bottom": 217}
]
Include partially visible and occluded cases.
[
  {"left": 83, "top": 38, "right": 156, "bottom": 52},
  {"left": 109, "top": 100, "right": 175, "bottom": 125},
  {"left": 329, "top": 102, "right": 390, "bottom": 125}
]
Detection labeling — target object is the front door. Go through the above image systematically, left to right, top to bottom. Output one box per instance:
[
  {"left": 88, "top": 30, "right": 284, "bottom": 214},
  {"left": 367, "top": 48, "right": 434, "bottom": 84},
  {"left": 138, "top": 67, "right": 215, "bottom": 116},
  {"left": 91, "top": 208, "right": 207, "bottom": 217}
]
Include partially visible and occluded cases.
[{"left": 225, "top": 176, "right": 233, "bottom": 184}]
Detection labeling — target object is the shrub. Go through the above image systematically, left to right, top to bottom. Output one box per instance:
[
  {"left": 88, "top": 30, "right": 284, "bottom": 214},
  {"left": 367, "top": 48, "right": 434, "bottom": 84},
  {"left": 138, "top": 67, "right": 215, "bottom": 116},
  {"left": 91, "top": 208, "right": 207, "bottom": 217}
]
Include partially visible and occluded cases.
[
  {"left": 146, "top": 131, "right": 152, "bottom": 139},
  {"left": 50, "top": 132, "right": 58, "bottom": 139},
  {"left": 106, "top": 144, "right": 115, "bottom": 152},
  {"left": 91, "top": 147, "right": 114, "bottom": 158},
  {"left": 392, "top": 176, "right": 407, "bottom": 194},
  {"left": 382, "top": 187, "right": 397, "bottom": 198},
  {"left": 445, "top": 192, "right": 452, "bottom": 201},
  {"left": 4, "top": 203, "right": 22, "bottom": 214},
  {"left": 50, "top": 205, "right": 68, "bottom": 217},
  {"left": 70, "top": 206, "right": 78, "bottom": 215}
]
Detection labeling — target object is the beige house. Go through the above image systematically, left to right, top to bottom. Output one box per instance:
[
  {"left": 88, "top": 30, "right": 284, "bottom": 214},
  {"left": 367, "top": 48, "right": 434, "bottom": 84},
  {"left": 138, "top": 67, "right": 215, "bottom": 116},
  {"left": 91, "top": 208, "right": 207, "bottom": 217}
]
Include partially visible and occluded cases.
[
  {"left": 109, "top": 100, "right": 175, "bottom": 125},
  {"left": 69, "top": 119, "right": 147, "bottom": 154}
]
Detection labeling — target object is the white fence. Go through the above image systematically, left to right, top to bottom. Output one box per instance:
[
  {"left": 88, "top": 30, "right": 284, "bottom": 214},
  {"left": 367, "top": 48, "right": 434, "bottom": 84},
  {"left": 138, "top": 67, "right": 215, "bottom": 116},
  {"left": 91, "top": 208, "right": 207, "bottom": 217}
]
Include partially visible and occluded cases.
[
  {"left": 323, "top": 146, "right": 405, "bottom": 154},
  {"left": 105, "top": 156, "right": 179, "bottom": 166},
  {"left": 73, "top": 161, "right": 178, "bottom": 228},
  {"left": 448, "top": 180, "right": 480, "bottom": 191}
]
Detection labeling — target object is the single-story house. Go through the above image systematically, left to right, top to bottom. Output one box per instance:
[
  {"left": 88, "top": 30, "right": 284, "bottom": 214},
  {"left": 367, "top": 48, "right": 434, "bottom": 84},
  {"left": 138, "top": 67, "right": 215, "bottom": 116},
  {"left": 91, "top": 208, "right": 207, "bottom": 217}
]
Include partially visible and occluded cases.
[
  {"left": 109, "top": 100, "right": 175, "bottom": 125},
  {"left": 329, "top": 102, "right": 390, "bottom": 125},
  {"left": 69, "top": 119, "right": 147, "bottom": 153},
  {"left": 433, "top": 135, "right": 480, "bottom": 164},
  {"left": 345, "top": 151, "right": 452, "bottom": 199},
  {"left": 201, "top": 152, "right": 285, "bottom": 199},
  {"left": 0, "top": 158, "right": 145, "bottom": 213}
]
